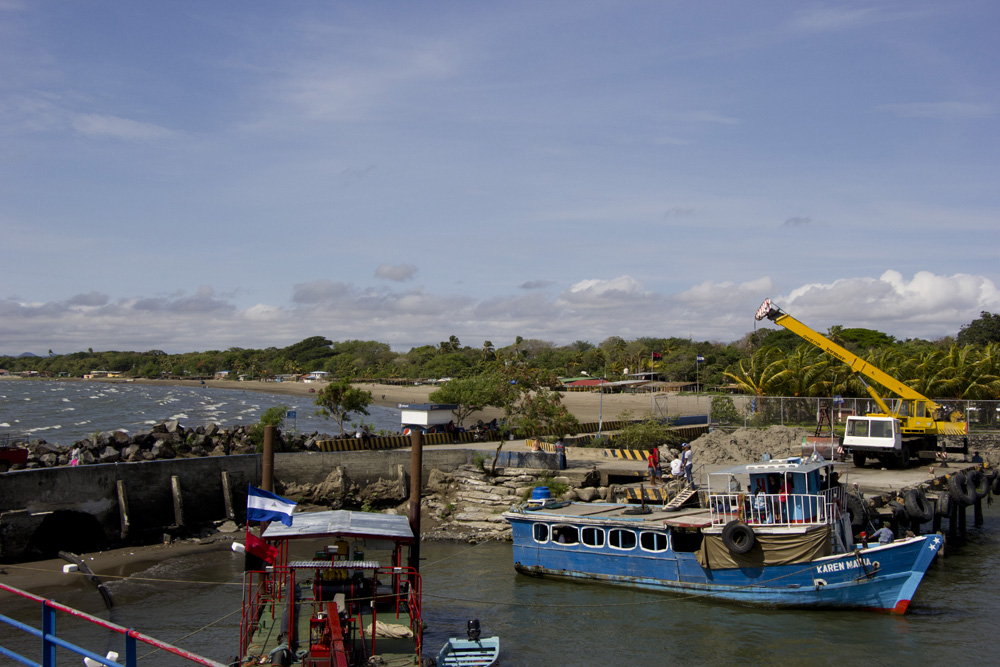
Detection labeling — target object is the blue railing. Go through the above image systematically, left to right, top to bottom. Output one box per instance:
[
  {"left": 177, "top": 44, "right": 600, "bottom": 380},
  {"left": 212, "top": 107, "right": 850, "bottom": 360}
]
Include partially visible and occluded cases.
[{"left": 0, "top": 583, "right": 226, "bottom": 667}]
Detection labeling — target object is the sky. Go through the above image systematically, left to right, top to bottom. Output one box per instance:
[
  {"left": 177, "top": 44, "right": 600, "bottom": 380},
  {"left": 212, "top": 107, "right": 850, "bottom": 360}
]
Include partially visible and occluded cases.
[{"left": 2, "top": 1, "right": 999, "bottom": 356}]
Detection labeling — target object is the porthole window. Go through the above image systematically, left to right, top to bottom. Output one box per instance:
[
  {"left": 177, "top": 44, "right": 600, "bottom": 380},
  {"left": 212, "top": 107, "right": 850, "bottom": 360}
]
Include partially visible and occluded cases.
[
  {"left": 533, "top": 523, "right": 549, "bottom": 543},
  {"left": 551, "top": 525, "right": 579, "bottom": 545},
  {"left": 582, "top": 527, "right": 605, "bottom": 548},
  {"left": 609, "top": 529, "right": 637, "bottom": 550},
  {"left": 639, "top": 531, "right": 668, "bottom": 552}
]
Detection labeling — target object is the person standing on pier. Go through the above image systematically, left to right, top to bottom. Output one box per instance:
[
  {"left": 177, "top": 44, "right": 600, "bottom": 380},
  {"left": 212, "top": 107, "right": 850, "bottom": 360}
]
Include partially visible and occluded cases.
[{"left": 682, "top": 443, "right": 694, "bottom": 488}]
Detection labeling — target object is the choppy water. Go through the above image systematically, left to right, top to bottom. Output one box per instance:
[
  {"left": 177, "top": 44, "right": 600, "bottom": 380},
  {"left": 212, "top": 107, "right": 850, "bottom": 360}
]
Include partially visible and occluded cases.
[
  {"left": 0, "top": 380, "right": 403, "bottom": 447},
  {"left": 4, "top": 518, "right": 1000, "bottom": 667}
]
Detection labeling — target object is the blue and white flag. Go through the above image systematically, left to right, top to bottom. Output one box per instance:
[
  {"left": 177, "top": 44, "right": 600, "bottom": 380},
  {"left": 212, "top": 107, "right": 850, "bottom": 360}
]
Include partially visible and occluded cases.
[
  {"left": 696, "top": 354, "right": 705, "bottom": 363},
  {"left": 247, "top": 486, "right": 297, "bottom": 526}
]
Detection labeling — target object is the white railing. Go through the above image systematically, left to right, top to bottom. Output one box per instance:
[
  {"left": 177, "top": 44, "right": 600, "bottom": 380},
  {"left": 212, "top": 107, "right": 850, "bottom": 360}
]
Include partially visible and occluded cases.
[{"left": 709, "top": 488, "right": 844, "bottom": 528}]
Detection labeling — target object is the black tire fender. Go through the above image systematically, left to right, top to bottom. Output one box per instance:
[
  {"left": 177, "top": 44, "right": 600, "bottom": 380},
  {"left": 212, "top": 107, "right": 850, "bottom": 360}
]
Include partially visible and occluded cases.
[
  {"left": 969, "top": 469, "right": 989, "bottom": 499},
  {"left": 948, "top": 473, "right": 977, "bottom": 506},
  {"left": 992, "top": 474, "right": 1000, "bottom": 497},
  {"left": 904, "top": 488, "right": 934, "bottom": 523},
  {"left": 937, "top": 491, "right": 952, "bottom": 518},
  {"left": 845, "top": 493, "right": 866, "bottom": 528},
  {"left": 888, "top": 500, "right": 906, "bottom": 520},
  {"left": 721, "top": 520, "right": 756, "bottom": 555}
]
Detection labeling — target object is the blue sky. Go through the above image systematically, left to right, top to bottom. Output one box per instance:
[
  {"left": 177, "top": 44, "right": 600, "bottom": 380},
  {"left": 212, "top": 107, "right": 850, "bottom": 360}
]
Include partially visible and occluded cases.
[{"left": 2, "top": 1, "right": 998, "bottom": 355}]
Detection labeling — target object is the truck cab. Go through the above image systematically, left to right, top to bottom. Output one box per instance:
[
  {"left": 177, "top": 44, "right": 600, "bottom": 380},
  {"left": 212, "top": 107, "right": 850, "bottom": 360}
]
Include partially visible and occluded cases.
[{"left": 843, "top": 416, "right": 903, "bottom": 467}]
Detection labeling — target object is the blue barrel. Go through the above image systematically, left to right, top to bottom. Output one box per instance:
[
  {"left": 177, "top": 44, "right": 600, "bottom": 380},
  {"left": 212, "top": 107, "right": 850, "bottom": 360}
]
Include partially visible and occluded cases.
[{"left": 532, "top": 487, "right": 551, "bottom": 500}]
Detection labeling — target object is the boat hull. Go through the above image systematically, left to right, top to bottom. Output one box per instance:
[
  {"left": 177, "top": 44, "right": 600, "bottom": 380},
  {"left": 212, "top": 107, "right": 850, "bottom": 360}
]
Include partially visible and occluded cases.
[{"left": 508, "top": 518, "right": 941, "bottom": 613}]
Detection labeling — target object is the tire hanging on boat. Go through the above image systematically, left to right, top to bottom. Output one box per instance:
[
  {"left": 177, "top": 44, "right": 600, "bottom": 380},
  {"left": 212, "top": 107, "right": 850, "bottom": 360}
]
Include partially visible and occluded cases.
[
  {"left": 969, "top": 469, "right": 989, "bottom": 499},
  {"left": 948, "top": 473, "right": 977, "bottom": 506},
  {"left": 992, "top": 473, "right": 1000, "bottom": 497},
  {"left": 904, "top": 488, "right": 934, "bottom": 523},
  {"left": 721, "top": 520, "right": 756, "bottom": 555}
]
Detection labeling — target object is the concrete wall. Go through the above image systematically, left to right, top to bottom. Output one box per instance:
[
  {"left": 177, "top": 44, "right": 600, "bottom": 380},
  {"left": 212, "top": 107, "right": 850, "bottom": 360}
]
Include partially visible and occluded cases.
[
  {"left": 275, "top": 449, "right": 473, "bottom": 486},
  {"left": 0, "top": 455, "right": 260, "bottom": 561}
]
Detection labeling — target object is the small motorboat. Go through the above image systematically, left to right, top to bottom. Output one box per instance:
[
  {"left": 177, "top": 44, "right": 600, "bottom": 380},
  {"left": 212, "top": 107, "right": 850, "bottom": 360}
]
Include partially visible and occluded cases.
[{"left": 436, "top": 619, "right": 499, "bottom": 666}]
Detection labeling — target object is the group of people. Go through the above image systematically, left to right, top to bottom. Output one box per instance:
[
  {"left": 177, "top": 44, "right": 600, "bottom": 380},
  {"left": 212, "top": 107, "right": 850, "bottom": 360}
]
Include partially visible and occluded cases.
[{"left": 647, "top": 443, "right": 694, "bottom": 488}]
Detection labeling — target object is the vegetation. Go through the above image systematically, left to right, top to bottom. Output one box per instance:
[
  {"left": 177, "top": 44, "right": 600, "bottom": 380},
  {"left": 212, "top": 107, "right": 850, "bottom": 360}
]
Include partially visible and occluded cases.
[
  {"left": 4, "top": 313, "right": 1000, "bottom": 406},
  {"left": 313, "top": 379, "right": 373, "bottom": 436},
  {"left": 249, "top": 405, "right": 288, "bottom": 452}
]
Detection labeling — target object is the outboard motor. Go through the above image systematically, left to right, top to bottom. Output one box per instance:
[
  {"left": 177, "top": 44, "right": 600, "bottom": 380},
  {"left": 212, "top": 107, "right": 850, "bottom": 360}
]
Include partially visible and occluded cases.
[{"left": 467, "top": 619, "right": 481, "bottom": 642}]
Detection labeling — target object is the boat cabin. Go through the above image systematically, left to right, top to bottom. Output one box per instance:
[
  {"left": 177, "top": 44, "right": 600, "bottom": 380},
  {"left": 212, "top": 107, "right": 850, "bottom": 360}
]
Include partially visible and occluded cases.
[{"left": 239, "top": 510, "right": 423, "bottom": 667}]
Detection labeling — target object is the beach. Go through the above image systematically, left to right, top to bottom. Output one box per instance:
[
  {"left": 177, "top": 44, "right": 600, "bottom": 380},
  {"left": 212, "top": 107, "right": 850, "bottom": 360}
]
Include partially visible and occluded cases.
[{"left": 123, "top": 377, "right": 709, "bottom": 425}]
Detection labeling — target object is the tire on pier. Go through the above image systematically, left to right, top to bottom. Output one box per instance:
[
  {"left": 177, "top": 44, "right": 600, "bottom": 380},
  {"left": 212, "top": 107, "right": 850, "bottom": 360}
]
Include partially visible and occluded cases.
[
  {"left": 969, "top": 469, "right": 989, "bottom": 499},
  {"left": 948, "top": 473, "right": 977, "bottom": 506},
  {"left": 992, "top": 473, "right": 1000, "bottom": 497},
  {"left": 903, "top": 488, "right": 934, "bottom": 523},
  {"left": 936, "top": 491, "right": 952, "bottom": 518},
  {"left": 844, "top": 493, "right": 867, "bottom": 530},
  {"left": 721, "top": 520, "right": 756, "bottom": 555}
]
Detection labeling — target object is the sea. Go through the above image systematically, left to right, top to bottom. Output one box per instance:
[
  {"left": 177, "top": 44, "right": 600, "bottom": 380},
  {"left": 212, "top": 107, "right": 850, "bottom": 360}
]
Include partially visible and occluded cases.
[
  {"left": 0, "top": 379, "right": 405, "bottom": 447},
  {"left": 2, "top": 380, "right": 1000, "bottom": 665}
]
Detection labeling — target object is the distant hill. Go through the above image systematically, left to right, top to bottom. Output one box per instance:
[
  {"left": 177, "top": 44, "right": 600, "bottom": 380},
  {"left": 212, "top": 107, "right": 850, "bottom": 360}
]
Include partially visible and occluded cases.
[{"left": 17, "top": 352, "right": 39, "bottom": 358}]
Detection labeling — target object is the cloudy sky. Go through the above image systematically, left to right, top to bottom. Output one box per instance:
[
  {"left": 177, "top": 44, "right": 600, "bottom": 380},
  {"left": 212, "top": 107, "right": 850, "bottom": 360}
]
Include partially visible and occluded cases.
[{"left": 2, "top": 1, "right": 998, "bottom": 355}]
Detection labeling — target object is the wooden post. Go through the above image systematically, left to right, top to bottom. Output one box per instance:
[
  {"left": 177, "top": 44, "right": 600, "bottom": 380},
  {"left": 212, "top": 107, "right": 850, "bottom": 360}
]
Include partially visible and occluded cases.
[
  {"left": 262, "top": 425, "right": 275, "bottom": 492},
  {"left": 408, "top": 429, "right": 423, "bottom": 574},
  {"left": 221, "top": 471, "right": 235, "bottom": 520},
  {"left": 171, "top": 475, "right": 184, "bottom": 527},
  {"left": 116, "top": 480, "right": 130, "bottom": 540},
  {"left": 974, "top": 496, "right": 984, "bottom": 527}
]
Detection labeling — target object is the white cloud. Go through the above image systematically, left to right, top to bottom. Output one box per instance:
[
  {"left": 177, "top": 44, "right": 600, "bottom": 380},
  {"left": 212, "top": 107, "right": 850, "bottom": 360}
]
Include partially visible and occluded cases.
[
  {"left": 874, "top": 102, "right": 995, "bottom": 120},
  {"left": 70, "top": 113, "right": 174, "bottom": 140},
  {"left": 375, "top": 263, "right": 418, "bottom": 281}
]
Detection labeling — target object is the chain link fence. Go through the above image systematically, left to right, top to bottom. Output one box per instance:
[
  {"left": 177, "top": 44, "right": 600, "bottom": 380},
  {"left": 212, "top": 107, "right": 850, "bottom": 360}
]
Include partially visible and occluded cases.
[{"left": 696, "top": 395, "right": 1000, "bottom": 433}]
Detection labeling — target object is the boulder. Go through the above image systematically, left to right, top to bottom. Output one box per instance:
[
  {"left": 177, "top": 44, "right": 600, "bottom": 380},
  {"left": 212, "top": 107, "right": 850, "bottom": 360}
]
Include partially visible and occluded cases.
[
  {"left": 151, "top": 442, "right": 176, "bottom": 459},
  {"left": 98, "top": 446, "right": 121, "bottom": 463}
]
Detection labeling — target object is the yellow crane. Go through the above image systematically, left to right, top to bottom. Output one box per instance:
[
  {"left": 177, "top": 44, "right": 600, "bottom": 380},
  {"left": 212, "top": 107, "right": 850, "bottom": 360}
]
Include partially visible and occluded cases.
[{"left": 755, "top": 298, "right": 966, "bottom": 467}]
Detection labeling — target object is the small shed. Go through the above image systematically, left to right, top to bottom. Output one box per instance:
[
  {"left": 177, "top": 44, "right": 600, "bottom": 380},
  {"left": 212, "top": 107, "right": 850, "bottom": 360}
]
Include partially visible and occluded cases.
[{"left": 397, "top": 403, "right": 458, "bottom": 432}]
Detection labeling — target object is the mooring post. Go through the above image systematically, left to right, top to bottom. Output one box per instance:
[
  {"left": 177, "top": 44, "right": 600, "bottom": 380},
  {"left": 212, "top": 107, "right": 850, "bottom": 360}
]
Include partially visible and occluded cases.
[
  {"left": 262, "top": 425, "right": 275, "bottom": 492},
  {"left": 408, "top": 429, "right": 423, "bottom": 575},
  {"left": 221, "top": 471, "right": 235, "bottom": 520},
  {"left": 171, "top": 475, "right": 184, "bottom": 527},
  {"left": 116, "top": 480, "right": 130, "bottom": 540},
  {"left": 974, "top": 496, "right": 984, "bottom": 527},
  {"left": 948, "top": 501, "right": 959, "bottom": 542},
  {"left": 958, "top": 502, "right": 967, "bottom": 538}
]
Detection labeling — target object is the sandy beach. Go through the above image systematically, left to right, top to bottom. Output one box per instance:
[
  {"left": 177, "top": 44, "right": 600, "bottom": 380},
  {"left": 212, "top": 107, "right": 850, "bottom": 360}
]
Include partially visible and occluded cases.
[{"left": 124, "top": 377, "right": 709, "bottom": 425}]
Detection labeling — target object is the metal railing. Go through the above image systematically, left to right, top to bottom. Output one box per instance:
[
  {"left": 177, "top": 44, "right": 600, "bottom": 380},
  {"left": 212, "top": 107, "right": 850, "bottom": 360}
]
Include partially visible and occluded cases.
[
  {"left": 708, "top": 487, "right": 845, "bottom": 528},
  {"left": 0, "top": 582, "right": 226, "bottom": 667}
]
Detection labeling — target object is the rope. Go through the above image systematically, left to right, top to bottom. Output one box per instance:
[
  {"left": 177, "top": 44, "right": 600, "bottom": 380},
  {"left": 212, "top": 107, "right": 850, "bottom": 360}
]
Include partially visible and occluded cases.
[{"left": 1, "top": 563, "right": 243, "bottom": 586}]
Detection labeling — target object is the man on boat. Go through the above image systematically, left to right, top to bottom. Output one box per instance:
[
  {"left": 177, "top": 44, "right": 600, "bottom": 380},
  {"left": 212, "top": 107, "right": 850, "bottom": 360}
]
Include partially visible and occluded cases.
[{"left": 870, "top": 524, "right": 894, "bottom": 545}]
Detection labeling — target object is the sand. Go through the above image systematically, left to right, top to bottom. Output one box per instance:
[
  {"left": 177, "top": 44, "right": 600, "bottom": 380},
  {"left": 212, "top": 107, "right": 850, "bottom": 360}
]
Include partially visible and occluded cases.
[{"left": 125, "top": 378, "right": 711, "bottom": 425}]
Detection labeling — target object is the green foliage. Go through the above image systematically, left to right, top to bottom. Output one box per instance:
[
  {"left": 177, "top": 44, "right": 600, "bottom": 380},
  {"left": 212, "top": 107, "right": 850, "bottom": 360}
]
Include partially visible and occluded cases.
[
  {"left": 958, "top": 312, "right": 1000, "bottom": 346},
  {"left": 429, "top": 376, "right": 496, "bottom": 426},
  {"left": 314, "top": 379, "right": 373, "bottom": 436},
  {"left": 710, "top": 396, "right": 743, "bottom": 426},
  {"left": 251, "top": 404, "right": 288, "bottom": 452},
  {"left": 613, "top": 414, "right": 681, "bottom": 449},
  {"left": 521, "top": 477, "right": 570, "bottom": 502}
]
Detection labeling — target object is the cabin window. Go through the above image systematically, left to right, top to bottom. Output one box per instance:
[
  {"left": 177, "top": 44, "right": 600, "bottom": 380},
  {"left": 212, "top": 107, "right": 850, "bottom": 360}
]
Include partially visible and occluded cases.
[
  {"left": 847, "top": 420, "right": 869, "bottom": 438},
  {"left": 870, "top": 420, "right": 893, "bottom": 438},
  {"left": 533, "top": 523, "right": 549, "bottom": 543},
  {"left": 552, "top": 525, "right": 579, "bottom": 545},
  {"left": 581, "top": 527, "right": 605, "bottom": 548},
  {"left": 608, "top": 529, "right": 637, "bottom": 550},
  {"left": 670, "top": 529, "right": 703, "bottom": 553},
  {"left": 639, "top": 531, "right": 668, "bottom": 552}
]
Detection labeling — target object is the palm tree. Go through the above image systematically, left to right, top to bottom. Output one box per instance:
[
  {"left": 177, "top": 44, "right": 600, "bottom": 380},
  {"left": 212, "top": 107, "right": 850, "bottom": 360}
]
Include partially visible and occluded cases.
[{"left": 722, "top": 346, "right": 785, "bottom": 396}]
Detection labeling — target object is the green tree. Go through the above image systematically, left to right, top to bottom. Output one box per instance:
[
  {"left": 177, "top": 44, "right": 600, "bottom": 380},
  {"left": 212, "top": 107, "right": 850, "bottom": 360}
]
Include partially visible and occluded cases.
[
  {"left": 958, "top": 311, "right": 1000, "bottom": 346},
  {"left": 429, "top": 375, "right": 495, "bottom": 427},
  {"left": 314, "top": 379, "right": 373, "bottom": 436}
]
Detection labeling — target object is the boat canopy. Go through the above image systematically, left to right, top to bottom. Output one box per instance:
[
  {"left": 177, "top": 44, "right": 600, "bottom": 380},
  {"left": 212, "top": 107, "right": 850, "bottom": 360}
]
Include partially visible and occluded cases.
[{"left": 262, "top": 509, "right": 415, "bottom": 543}]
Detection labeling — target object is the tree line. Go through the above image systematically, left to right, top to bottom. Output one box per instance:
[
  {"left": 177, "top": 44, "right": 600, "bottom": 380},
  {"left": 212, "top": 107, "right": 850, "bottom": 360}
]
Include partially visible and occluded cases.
[{"left": 2, "top": 312, "right": 1000, "bottom": 401}]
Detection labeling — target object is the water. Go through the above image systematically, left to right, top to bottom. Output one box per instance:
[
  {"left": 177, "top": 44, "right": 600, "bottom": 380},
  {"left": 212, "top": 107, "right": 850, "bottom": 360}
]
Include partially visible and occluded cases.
[
  {"left": 0, "top": 380, "right": 404, "bottom": 447},
  {"left": 4, "top": 518, "right": 1000, "bottom": 666}
]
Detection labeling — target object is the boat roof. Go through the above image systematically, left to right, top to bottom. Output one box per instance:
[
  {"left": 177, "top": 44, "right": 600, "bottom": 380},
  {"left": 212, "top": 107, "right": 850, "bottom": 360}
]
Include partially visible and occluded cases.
[
  {"left": 711, "top": 456, "right": 839, "bottom": 477},
  {"left": 506, "top": 503, "right": 714, "bottom": 529},
  {"left": 262, "top": 510, "right": 415, "bottom": 543}
]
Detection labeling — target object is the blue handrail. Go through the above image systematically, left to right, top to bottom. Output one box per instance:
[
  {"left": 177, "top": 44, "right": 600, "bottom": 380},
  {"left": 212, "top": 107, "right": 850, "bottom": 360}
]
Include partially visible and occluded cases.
[{"left": 0, "top": 583, "right": 225, "bottom": 667}]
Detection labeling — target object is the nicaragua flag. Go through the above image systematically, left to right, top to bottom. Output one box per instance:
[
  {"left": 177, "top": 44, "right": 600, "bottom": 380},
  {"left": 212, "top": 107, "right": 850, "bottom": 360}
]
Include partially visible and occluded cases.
[{"left": 247, "top": 486, "right": 297, "bottom": 526}]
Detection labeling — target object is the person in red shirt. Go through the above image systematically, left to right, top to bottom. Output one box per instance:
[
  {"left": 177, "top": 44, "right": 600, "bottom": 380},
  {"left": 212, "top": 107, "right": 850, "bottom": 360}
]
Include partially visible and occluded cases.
[{"left": 647, "top": 448, "right": 662, "bottom": 487}]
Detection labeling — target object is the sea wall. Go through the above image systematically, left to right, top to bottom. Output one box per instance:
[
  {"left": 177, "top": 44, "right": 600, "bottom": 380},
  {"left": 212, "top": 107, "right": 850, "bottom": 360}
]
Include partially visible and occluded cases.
[{"left": 0, "top": 455, "right": 260, "bottom": 562}]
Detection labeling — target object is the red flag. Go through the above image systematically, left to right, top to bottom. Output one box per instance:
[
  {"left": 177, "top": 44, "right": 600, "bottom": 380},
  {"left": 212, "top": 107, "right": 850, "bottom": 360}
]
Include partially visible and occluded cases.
[
  {"left": 652, "top": 352, "right": 662, "bottom": 360},
  {"left": 246, "top": 533, "right": 279, "bottom": 563}
]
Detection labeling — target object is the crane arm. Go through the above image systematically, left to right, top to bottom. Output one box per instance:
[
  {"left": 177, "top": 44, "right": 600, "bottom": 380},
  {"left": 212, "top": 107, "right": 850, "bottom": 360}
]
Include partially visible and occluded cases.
[{"left": 754, "top": 299, "right": 939, "bottom": 411}]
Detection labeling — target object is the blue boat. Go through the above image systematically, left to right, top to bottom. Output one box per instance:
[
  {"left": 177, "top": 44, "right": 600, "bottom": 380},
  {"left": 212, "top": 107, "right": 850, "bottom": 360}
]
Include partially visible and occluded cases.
[
  {"left": 504, "top": 456, "right": 942, "bottom": 613},
  {"left": 436, "top": 621, "right": 500, "bottom": 667}
]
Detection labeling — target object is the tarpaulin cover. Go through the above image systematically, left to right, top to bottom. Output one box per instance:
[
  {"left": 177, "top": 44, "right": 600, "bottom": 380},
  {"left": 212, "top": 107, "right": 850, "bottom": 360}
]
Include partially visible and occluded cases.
[{"left": 697, "top": 525, "right": 832, "bottom": 569}]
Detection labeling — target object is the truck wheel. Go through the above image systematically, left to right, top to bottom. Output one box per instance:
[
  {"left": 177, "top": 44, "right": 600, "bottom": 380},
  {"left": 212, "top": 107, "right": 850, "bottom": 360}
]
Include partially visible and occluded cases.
[
  {"left": 896, "top": 448, "right": 911, "bottom": 468},
  {"left": 852, "top": 451, "right": 866, "bottom": 468},
  {"left": 0, "top": 461, "right": 9, "bottom": 473}
]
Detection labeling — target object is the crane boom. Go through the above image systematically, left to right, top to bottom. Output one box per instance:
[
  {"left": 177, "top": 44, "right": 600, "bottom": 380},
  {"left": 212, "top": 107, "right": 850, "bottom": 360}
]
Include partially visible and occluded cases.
[{"left": 754, "top": 298, "right": 965, "bottom": 439}]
